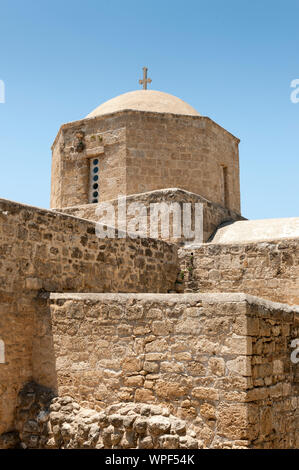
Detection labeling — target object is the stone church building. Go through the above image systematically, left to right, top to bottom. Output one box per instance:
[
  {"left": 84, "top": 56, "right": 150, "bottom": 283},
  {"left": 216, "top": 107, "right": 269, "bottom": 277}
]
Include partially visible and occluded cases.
[{"left": 0, "top": 72, "right": 298, "bottom": 449}]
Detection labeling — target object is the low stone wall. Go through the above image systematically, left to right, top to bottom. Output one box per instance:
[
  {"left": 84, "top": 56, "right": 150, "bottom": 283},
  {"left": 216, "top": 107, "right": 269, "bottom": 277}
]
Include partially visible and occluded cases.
[
  {"left": 58, "top": 188, "right": 244, "bottom": 244},
  {"left": 0, "top": 198, "right": 178, "bottom": 435},
  {"left": 0, "top": 198, "right": 177, "bottom": 295},
  {"left": 179, "top": 239, "right": 299, "bottom": 305},
  {"left": 31, "top": 292, "right": 299, "bottom": 448},
  {"left": 13, "top": 383, "right": 200, "bottom": 449},
  {"left": 45, "top": 400, "right": 200, "bottom": 450}
]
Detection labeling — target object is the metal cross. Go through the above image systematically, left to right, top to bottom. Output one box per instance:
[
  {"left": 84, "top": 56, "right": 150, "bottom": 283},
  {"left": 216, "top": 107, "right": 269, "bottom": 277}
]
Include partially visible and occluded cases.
[{"left": 139, "top": 67, "right": 152, "bottom": 90}]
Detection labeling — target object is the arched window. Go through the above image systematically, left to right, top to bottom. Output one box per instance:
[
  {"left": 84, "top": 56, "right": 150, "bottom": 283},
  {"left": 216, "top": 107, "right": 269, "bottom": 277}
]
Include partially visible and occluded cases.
[{"left": 89, "top": 158, "right": 100, "bottom": 203}]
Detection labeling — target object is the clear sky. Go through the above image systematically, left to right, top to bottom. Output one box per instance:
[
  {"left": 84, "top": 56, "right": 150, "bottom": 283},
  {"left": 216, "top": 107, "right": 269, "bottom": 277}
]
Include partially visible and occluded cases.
[{"left": 0, "top": 0, "right": 298, "bottom": 219}]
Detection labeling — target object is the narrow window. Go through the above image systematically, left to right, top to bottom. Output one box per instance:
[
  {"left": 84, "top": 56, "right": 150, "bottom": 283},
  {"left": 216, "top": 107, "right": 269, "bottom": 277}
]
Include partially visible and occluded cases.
[
  {"left": 89, "top": 158, "right": 100, "bottom": 203},
  {"left": 222, "top": 166, "right": 229, "bottom": 208},
  {"left": 0, "top": 339, "right": 5, "bottom": 364}
]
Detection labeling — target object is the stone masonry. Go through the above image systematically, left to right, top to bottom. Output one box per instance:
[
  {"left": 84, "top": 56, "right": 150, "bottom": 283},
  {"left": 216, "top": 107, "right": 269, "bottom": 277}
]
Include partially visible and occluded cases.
[
  {"left": 0, "top": 87, "right": 298, "bottom": 449},
  {"left": 51, "top": 111, "right": 240, "bottom": 213},
  {"left": 0, "top": 198, "right": 177, "bottom": 436},
  {"left": 179, "top": 239, "right": 299, "bottom": 305},
  {"left": 32, "top": 293, "right": 299, "bottom": 449},
  {"left": 14, "top": 383, "right": 200, "bottom": 449}
]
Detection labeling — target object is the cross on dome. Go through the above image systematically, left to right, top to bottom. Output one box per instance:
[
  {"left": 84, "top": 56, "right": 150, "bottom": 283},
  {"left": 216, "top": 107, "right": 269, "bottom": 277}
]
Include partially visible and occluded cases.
[{"left": 139, "top": 67, "right": 152, "bottom": 90}]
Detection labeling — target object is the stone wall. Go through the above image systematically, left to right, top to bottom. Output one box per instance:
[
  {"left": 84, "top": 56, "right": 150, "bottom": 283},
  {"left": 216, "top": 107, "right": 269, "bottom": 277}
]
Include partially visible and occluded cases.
[
  {"left": 51, "top": 111, "right": 241, "bottom": 213},
  {"left": 125, "top": 112, "right": 240, "bottom": 213},
  {"left": 51, "top": 115, "right": 128, "bottom": 208},
  {"left": 58, "top": 188, "right": 244, "bottom": 244},
  {"left": 0, "top": 198, "right": 177, "bottom": 434},
  {"left": 0, "top": 198, "right": 177, "bottom": 295},
  {"left": 179, "top": 239, "right": 299, "bottom": 305},
  {"left": 0, "top": 292, "right": 34, "bottom": 436},
  {"left": 33, "top": 292, "right": 298, "bottom": 448},
  {"left": 246, "top": 298, "right": 299, "bottom": 448},
  {"left": 13, "top": 384, "right": 200, "bottom": 449}
]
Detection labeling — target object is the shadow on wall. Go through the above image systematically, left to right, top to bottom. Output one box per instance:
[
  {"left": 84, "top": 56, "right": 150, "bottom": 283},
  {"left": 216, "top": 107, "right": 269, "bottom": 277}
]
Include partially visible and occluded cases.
[
  {"left": 0, "top": 293, "right": 59, "bottom": 438},
  {"left": 32, "top": 295, "right": 59, "bottom": 393}
]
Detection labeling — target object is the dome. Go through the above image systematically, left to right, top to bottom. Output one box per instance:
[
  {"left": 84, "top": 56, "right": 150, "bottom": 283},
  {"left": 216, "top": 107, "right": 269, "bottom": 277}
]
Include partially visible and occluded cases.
[{"left": 85, "top": 90, "right": 200, "bottom": 118}]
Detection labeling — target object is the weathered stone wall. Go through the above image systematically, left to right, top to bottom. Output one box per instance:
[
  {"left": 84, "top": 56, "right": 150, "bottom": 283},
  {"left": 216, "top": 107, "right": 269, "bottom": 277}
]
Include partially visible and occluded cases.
[
  {"left": 51, "top": 111, "right": 241, "bottom": 213},
  {"left": 125, "top": 113, "right": 240, "bottom": 213},
  {"left": 51, "top": 114, "right": 128, "bottom": 208},
  {"left": 58, "top": 188, "right": 244, "bottom": 244},
  {"left": 0, "top": 198, "right": 177, "bottom": 434},
  {"left": 0, "top": 198, "right": 177, "bottom": 296},
  {"left": 179, "top": 239, "right": 299, "bottom": 305},
  {"left": 34, "top": 292, "right": 298, "bottom": 448},
  {"left": 0, "top": 293, "right": 34, "bottom": 436},
  {"left": 246, "top": 298, "right": 299, "bottom": 448},
  {"left": 13, "top": 384, "right": 201, "bottom": 449}
]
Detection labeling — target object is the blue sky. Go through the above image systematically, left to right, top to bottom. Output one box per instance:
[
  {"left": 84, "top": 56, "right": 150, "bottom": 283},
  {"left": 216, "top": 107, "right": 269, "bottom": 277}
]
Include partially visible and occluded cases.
[{"left": 0, "top": 0, "right": 298, "bottom": 219}]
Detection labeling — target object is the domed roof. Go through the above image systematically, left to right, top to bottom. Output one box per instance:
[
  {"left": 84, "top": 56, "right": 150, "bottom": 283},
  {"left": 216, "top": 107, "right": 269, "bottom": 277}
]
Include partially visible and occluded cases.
[{"left": 86, "top": 90, "right": 200, "bottom": 118}]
